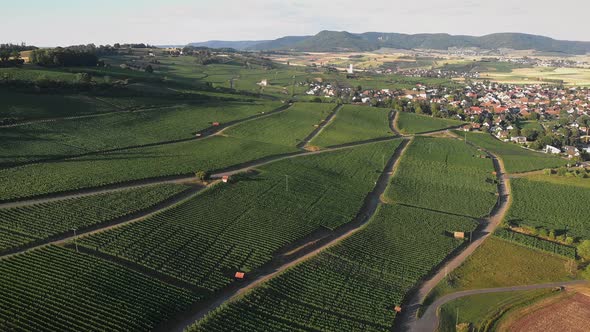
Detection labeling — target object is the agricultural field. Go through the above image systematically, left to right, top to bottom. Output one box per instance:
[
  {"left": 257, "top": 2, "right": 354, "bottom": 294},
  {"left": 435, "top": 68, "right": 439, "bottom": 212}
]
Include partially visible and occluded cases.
[
  {"left": 480, "top": 67, "right": 590, "bottom": 86},
  {"left": 1, "top": 101, "right": 281, "bottom": 165},
  {"left": 224, "top": 102, "right": 335, "bottom": 148},
  {"left": 310, "top": 105, "right": 393, "bottom": 147},
  {"left": 395, "top": 111, "right": 464, "bottom": 135},
  {"left": 456, "top": 131, "right": 567, "bottom": 173},
  {"left": 0, "top": 135, "right": 291, "bottom": 201},
  {"left": 386, "top": 136, "right": 497, "bottom": 218},
  {"left": 78, "top": 140, "right": 401, "bottom": 292},
  {"left": 506, "top": 175, "right": 590, "bottom": 239},
  {"left": 0, "top": 183, "right": 190, "bottom": 253},
  {"left": 190, "top": 204, "right": 477, "bottom": 331},
  {"left": 495, "top": 228, "right": 576, "bottom": 259},
  {"left": 424, "top": 237, "right": 575, "bottom": 305},
  {"left": 0, "top": 246, "right": 199, "bottom": 331},
  {"left": 438, "top": 289, "right": 558, "bottom": 332}
]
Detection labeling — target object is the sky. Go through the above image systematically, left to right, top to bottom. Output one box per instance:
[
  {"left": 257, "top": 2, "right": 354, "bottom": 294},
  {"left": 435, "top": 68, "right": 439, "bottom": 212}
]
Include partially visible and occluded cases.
[{"left": 2, "top": 0, "right": 589, "bottom": 46}]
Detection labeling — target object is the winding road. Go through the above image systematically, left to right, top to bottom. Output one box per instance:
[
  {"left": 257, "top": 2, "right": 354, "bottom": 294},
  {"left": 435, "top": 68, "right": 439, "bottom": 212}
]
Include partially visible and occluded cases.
[
  {"left": 395, "top": 132, "right": 513, "bottom": 332},
  {"left": 416, "top": 280, "right": 588, "bottom": 332}
]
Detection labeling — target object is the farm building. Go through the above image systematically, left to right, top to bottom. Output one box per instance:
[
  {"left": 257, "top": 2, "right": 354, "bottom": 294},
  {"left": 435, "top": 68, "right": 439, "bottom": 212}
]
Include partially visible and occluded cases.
[
  {"left": 222, "top": 176, "right": 230, "bottom": 183},
  {"left": 234, "top": 272, "right": 245, "bottom": 280}
]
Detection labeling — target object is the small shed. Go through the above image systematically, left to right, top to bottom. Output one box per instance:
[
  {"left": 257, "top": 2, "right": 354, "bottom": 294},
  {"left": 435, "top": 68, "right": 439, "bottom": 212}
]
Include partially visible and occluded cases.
[
  {"left": 212, "top": 122, "right": 220, "bottom": 127},
  {"left": 195, "top": 133, "right": 202, "bottom": 137},
  {"left": 222, "top": 176, "right": 230, "bottom": 183},
  {"left": 453, "top": 232, "right": 465, "bottom": 239},
  {"left": 234, "top": 271, "right": 245, "bottom": 280},
  {"left": 394, "top": 306, "right": 402, "bottom": 313}
]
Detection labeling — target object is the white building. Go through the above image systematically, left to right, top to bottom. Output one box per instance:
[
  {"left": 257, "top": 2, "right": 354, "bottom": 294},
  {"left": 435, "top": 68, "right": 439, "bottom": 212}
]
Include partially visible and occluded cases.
[{"left": 545, "top": 145, "right": 561, "bottom": 154}]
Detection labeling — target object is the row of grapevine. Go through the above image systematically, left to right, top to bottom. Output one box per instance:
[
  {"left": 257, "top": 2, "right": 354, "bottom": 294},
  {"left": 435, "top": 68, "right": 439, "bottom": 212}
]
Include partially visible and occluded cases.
[
  {"left": 396, "top": 112, "right": 464, "bottom": 134},
  {"left": 387, "top": 136, "right": 497, "bottom": 218},
  {"left": 78, "top": 140, "right": 402, "bottom": 293},
  {"left": 0, "top": 183, "right": 191, "bottom": 253},
  {"left": 191, "top": 204, "right": 478, "bottom": 331},
  {"left": 494, "top": 228, "right": 576, "bottom": 259},
  {"left": 0, "top": 246, "right": 199, "bottom": 331}
]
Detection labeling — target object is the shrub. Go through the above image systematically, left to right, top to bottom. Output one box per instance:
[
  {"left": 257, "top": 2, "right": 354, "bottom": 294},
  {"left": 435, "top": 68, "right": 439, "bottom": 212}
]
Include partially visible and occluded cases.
[
  {"left": 195, "top": 170, "right": 209, "bottom": 181},
  {"left": 578, "top": 240, "right": 590, "bottom": 260}
]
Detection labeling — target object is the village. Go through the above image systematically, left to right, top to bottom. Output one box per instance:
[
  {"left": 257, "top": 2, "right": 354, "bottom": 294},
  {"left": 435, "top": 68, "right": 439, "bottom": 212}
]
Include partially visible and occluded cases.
[{"left": 305, "top": 79, "right": 590, "bottom": 161}]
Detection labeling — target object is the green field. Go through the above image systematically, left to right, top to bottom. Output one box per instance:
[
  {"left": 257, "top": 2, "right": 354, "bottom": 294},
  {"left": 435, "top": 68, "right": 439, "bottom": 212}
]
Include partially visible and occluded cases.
[
  {"left": 1, "top": 101, "right": 281, "bottom": 165},
  {"left": 225, "top": 102, "right": 335, "bottom": 148},
  {"left": 310, "top": 105, "right": 393, "bottom": 147},
  {"left": 396, "top": 112, "right": 464, "bottom": 134},
  {"left": 456, "top": 131, "right": 567, "bottom": 173},
  {"left": 0, "top": 136, "right": 291, "bottom": 201},
  {"left": 386, "top": 136, "right": 497, "bottom": 218},
  {"left": 78, "top": 140, "right": 401, "bottom": 292},
  {"left": 506, "top": 175, "right": 590, "bottom": 239},
  {"left": 0, "top": 184, "right": 190, "bottom": 253},
  {"left": 191, "top": 204, "right": 477, "bottom": 331},
  {"left": 494, "top": 228, "right": 576, "bottom": 259},
  {"left": 0, "top": 246, "right": 198, "bottom": 331}
]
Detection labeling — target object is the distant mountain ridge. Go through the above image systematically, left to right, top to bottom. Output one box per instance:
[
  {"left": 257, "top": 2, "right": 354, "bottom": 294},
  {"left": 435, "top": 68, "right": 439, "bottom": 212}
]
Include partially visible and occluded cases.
[{"left": 190, "top": 31, "right": 590, "bottom": 54}]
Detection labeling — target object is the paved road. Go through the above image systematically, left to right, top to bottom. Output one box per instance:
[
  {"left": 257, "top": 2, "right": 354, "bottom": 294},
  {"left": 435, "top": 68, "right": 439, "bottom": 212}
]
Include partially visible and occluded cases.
[
  {"left": 395, "top": 133, "right": 512, "bottom": 332},
  {"left": 157, "top": 138, "right": 412, "bottom": 332},
  {"left": 415, "top": 280, "right": 588, "bottom": 332}
]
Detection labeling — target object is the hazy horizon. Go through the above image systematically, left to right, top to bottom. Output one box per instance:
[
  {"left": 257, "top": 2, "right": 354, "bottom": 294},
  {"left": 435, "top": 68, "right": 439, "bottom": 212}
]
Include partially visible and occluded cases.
[{"left": 1, "top": 0, "right": 589, "bottom": 47}]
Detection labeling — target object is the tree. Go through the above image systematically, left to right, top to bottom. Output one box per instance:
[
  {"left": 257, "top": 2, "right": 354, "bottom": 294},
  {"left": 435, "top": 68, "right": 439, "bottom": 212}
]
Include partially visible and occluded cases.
[
  {"left": 145, "top": 65, "right": 154, "bottom": 73},
  {"left": 414, "top": 102, "right": 423, "bottom": 114},
  {"left": 195, "top": 171, "right": 209, "bottom": 181},
  {"left": 577, "top": 240, "right": 590, "bottom": 260}
]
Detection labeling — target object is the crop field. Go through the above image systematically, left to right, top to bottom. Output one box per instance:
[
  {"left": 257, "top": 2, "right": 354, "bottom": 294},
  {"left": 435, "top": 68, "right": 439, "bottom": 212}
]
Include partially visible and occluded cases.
[
  {"left": 480, "top": 67, "right": 590, "bottom": 86},
  {"left": 1, "top": 101, "right": 281, "bottom": 165},
  {"left": 224, "top": 102, "right": 335, "bottom": 148},
  {"left": 310, "top": 105, "right": 393, "bottom": 147},
  {"left": 395, "top": 112, "right": 464, "bottom": 134},
  {"left": 456, "top": 131, "right": 567, "bottom": 173},
  {"left": 0, "top": 136, "right": 291, "bottom": 201},
  {"left": 386, "top": 136, "right": 497, "bottom": 218},
  {"left": 78, "top": 140, "right": 400, "bottom": 291},
  {"left": 506, "top": 176, "right": 590, "bottom": 239},
  {"left": 0, "top": 184, "right": 190, "bottom": 253},
  {"left": 191, "top": 204, "right": 477, "bottom": 331},
  {"left": 495, "top": 228, "right": 576, "bottom": 259},
  {"left": 0, "top": 246, "right": 199, "bottom": 331}
]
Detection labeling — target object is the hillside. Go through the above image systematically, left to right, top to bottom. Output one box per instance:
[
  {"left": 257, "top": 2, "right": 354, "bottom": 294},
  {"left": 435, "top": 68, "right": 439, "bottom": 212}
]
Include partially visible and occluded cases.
[{"left": 191, "top": 31, "right": 590, "bottom": 54}]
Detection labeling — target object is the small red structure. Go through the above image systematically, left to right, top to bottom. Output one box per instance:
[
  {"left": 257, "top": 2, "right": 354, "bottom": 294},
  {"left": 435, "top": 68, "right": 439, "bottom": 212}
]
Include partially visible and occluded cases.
[
  {"left": 212, "top": 122, "right": 220, "bottom": 127},
  {"left": 222, "top": 175, "right": 230, "bottom": 183},
  {"left": 234, "top": 272, "right": 245, "bottom": 280},
  {"left": 394, "top": 306, "right": 402, "bottom": 313}
]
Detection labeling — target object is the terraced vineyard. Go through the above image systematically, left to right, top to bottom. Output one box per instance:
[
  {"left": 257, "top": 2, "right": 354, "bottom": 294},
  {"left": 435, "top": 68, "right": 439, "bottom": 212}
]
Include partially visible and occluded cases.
[
  {"left": 1, "top": 101, "right": 281, "bottom": 165},
  {"left": 225, "top": 102, "right": 335, "bottom": 147},
  {"left": 310, "top": 105, "right": 393, "bottom": 147},
  {"left": 396, "top": 112, "right": 464, "bottom": 134},
  {"left": 456, "top": 131, "right": 567, "bottom": 173},
  {"left": 0, "top": 136, "right": 291, "bottom": 201},
  {"left": 387, "top": 136, "right": 497, "bottom": 218},
  {"left": 78, "top": 140, "right": 401, "bottom": 292},
  {"left": 506, "top": 176, "right": 590, "bottom": 239},
  {"left": 0, "top": 183, "right": 190, "bottom": 253},
  {"left": 191, "top": 204, "right": 477, "bottom": 331},
  {"left": 494, "top": 228, "right": 576, "bottom": 259},
  {"left": 0, "top": 246, "right": 199, "bottom": 331}
]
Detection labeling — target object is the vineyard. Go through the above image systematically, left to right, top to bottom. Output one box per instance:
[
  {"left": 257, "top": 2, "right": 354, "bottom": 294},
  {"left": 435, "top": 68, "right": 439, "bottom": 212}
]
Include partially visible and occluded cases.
[
  {"left": 1, "top": 101, "right": 280, "bottom": 165},
  {"left": 224, "top": 102, "right": 335, "bottom": 147},
  {"left": 310, "top": 105, "right": 393, "bottom": 147},
  {"left": 396, "top": 112, "right": 464, "bottom": 134},
  {"left": 456, "top": 131, "right": 567, "bottom": 173},
  {"left": 0, "top": 135, "right": 291, "bottom": 201},
  {"left": 387, "top": 136, "right": 497, "bottom": 218},
  {"left": 78, "top": 140, "right": 401, "bottom": 292},
  {"left": 506, "top": 176, "right": 590, "bottom": 239},
  {"left": 0, "top": 184, "right": 190, "bottom": 253},
  {"left": 191, "top": 204, "right": 477, "bottom": 331},
  {"left": 494, "top": 228, "right": 576, "bottom": 259},
  {"left": 0, "top": 246, "right": 199, "bottom": 331}
]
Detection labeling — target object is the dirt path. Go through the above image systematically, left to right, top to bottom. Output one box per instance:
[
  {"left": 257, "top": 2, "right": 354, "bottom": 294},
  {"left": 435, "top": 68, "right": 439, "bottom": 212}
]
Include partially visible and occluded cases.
[
  {"left": 297, "top": 104, "right": 342, "bottom": 149},
  {"left": 390, "top": 110, "right": 401, "bottom": 136},
  {"left": 395, "top": 133, "right": 512, "bottom": 332},
  {"left": 156, "top": 138, "right": 412, "bottom": 332},
  {"left": 0, "top": 183, "right": 211, "bottom": 259},
  {"left": 416, "top": 281, "right": 588, "bottom": 332}
]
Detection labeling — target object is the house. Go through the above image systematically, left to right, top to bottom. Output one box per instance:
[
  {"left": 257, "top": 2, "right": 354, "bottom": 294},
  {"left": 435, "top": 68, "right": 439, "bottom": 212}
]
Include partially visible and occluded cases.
[
  {"left": 496, "top": 130, "right": 509, "bottom": 140},
  {"left": 510, "top": 136, "right": 527, "bottom": 144},
  {"left": 545, "top": 145, "right": 561, "bottom": 154},
  {"left": 564, "top": 146, "right": 580, "bottom": 158},
  {"left": 222, "top": 175, "right": 230, "bottom": 183},
  {"left": 234, "top": 272, "right": 245, "bottom": 280}
]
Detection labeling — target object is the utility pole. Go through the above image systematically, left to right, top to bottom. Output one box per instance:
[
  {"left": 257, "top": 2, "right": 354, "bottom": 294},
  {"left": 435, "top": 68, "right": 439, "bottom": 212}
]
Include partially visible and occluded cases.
[
  {"left": 285, "top": 175, "right": 289, "bottom": 192},
  {"left": 73, "top": 228, "right": 79, "bottom": 253},
  {"left": 456, "top": 308, "right": 460, "bottom": 326}
]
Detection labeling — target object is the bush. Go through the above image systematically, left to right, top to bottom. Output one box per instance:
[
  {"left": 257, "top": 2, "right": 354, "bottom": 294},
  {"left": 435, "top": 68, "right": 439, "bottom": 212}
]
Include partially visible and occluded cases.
[
  {"left": 543, "top": 168, "right": 552, "bottom": 175},
  {"left": 195, "top": 170, "right": 209, "bottom": 181},
  {"left": 566, "top": 236, "right": 575, "bottom": 245},
  {"left": 578, "top": 240, "right": 590, "bottom": 260}
]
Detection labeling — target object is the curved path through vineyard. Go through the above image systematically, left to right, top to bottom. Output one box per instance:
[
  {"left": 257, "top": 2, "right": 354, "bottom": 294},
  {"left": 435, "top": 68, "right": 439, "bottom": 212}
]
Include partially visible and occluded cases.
[
  {"left": 395, "top": 134, "right": 513, "bottom": 332},
  {"left": 157, "top": 137, "right": 412, "bottom": 332},
  {"left": 416, "top": 280, "right": 588, "bottom": 332}
]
